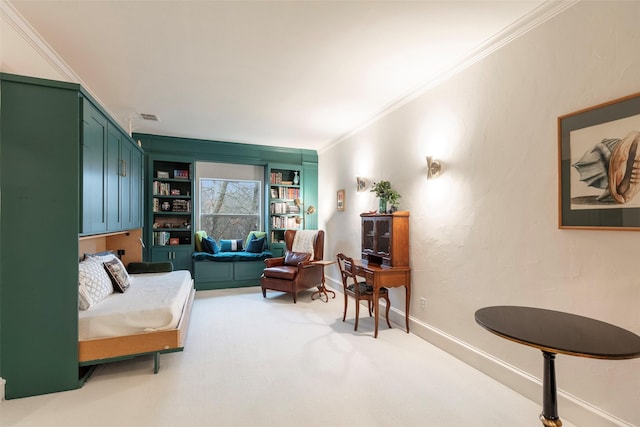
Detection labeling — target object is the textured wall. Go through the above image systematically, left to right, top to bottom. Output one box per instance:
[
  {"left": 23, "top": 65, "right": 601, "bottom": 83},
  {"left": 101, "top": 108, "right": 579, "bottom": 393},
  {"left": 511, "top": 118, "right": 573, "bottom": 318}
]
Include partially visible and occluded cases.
[{"left": 320, "top": 2, "right": 640, "bottom": 425}]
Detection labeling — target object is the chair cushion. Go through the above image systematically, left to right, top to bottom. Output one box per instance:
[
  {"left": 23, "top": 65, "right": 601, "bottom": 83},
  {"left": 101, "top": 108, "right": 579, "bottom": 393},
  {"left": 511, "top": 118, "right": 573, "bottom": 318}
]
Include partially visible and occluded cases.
[
  {"left": 284, "top": 251, "right": 311, "bottom": 266},
  {"left": 262, "top": 265, "right": 298, "bottom": 280},
  {"left": 347, "top": 282, "right": 388, "bottom": 295}
]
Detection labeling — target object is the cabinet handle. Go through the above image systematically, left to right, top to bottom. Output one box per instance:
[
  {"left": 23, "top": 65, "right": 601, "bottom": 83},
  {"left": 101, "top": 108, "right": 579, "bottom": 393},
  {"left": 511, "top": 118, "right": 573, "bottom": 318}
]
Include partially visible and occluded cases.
[{"left": 120, "top": 159, "right": 127, "bottom": 177}]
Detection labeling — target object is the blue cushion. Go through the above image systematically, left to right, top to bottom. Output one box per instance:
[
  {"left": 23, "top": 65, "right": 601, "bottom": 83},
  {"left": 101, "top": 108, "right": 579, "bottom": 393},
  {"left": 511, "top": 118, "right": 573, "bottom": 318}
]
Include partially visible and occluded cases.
[
  {"left": 201, "top": 236, "right": 220, "bottom": 254},
  {"left": 246, "top": 236, "right": 266, "bottom": 253},
  {"left": 220, "top": 239, "right": 243, "bottom": 252}
]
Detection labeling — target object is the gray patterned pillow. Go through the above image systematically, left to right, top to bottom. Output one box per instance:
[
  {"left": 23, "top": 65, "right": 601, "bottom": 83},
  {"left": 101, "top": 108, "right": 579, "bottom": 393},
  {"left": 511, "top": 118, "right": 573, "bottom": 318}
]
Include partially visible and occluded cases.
[
  {"left": 78, "top": 257, "right": 113, "bottom": 310},
  {"left": 103, "top": 258, "right": 130, "bottom": 292}
]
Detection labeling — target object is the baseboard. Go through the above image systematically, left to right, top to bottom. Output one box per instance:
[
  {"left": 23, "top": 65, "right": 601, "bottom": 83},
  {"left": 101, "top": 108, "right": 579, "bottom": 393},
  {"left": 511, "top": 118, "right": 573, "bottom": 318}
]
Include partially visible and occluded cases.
[
  {"left": 325, "top": 280, "right": 632, "bottom": 426},
  {"left": 400, "top": 311, "right": 634, "bottom": 427},
  {"left": 1, "top": 377, "right": 5, "bottom": 401}
]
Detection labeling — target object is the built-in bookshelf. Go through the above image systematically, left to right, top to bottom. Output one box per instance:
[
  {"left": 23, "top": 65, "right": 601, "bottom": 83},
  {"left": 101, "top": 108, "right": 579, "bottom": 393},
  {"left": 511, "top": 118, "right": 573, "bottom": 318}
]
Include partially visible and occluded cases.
[
  {"left": 150, "top": 160, "right": 193, "bottom": 270},
  {"left": 267, "top": 165, "right": 302, "bottom": 255}
]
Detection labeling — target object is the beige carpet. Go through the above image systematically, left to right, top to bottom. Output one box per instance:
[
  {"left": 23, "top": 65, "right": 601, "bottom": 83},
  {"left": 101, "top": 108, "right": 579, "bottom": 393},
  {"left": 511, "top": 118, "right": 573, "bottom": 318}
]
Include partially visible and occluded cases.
[{"left": 1, "top": 286, "right": 576, "bottom": 427}]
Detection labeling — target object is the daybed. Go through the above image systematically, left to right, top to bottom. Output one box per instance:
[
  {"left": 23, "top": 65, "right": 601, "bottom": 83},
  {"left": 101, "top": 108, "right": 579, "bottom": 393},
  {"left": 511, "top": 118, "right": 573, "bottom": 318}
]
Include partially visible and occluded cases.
[
  {"left": 192, "top": 231, "right": 273, "bottom": 290},
  {"left": 77, "top": 256, "right": 195, "bottom": 374}
]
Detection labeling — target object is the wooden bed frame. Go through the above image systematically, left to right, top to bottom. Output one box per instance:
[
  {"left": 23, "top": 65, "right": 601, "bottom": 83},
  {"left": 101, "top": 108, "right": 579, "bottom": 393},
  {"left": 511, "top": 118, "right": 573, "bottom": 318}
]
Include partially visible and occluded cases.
[{"left": 78, "top": 230, "right": 195, "bottom": 374}]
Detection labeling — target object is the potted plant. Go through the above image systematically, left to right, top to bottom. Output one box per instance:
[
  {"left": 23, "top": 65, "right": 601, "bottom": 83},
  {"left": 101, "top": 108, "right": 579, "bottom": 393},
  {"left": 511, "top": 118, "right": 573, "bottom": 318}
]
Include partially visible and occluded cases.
[{"left": 371, "top": 180, "right": 401, "bottom": 213}]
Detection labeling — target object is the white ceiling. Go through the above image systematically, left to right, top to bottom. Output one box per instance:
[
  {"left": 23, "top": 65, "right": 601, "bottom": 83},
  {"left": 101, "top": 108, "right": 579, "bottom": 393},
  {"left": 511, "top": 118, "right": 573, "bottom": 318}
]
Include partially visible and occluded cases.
[{"left": 9, "top": 0, "right": 554, "bottom": 151}]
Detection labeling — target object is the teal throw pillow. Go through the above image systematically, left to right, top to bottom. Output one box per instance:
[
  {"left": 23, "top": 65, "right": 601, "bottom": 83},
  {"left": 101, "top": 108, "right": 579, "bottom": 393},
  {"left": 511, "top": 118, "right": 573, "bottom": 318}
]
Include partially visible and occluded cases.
[{"left": 220, "top": 239, "right": 243, "bottom": 252}]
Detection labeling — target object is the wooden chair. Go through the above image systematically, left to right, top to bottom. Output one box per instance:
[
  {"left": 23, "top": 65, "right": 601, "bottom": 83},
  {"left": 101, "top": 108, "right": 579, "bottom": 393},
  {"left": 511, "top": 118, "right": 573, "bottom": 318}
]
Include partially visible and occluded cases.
[
  {"left": 260, "top": 230, "right": 324, "bottom": 303},
  {"left": 336, "top": 252, "right": 391, "bottom": 332}
]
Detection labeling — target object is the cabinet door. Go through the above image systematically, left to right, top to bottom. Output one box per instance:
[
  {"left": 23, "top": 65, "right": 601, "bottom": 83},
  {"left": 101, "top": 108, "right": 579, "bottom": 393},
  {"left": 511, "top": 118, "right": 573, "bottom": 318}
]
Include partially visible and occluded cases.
[
  {"left": 81, "top": 101, "right": 107, "bottom": 234},
  {"left": 106, "top": 123, "right": 122, "bottom": 231},
  {"left": 120, "top": 138, "right": 143, "bottom": 230},
  {"left": 128, "top": 146, "right": 144, "bottom": 229},
  {"left": 151, "top": 246, "right": 192, "bottom": 271}
]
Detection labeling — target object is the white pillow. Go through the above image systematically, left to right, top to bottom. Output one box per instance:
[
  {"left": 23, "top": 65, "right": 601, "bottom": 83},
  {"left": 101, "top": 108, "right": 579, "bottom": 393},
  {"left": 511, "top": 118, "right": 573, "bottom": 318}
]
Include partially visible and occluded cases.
[{"left": 78, "top": 257, "right": 113, "bottom": 310}]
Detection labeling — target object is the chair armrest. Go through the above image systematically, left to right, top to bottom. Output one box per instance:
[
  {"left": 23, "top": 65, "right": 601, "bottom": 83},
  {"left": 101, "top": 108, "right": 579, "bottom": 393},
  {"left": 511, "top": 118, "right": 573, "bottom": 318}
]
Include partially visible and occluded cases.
[{"left": 264, "top": 257, "right": 285, "bottom": 267}]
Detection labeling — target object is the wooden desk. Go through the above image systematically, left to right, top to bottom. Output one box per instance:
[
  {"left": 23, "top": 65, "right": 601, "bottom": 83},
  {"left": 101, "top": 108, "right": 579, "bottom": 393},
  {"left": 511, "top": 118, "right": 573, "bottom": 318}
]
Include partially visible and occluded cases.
[
  {"left": 349, "top": 259, "right": 411, "bottom": 338},
  {"left": 475, "top": 306, "right": 640, "bottom": 427}
]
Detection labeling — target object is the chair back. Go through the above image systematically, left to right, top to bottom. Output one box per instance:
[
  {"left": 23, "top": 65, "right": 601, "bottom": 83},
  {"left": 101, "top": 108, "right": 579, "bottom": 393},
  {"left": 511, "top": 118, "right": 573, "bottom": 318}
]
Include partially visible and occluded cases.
[
  {"left": 284, "top": 230, "right": 325, "bottom": 260},
  {"left": 336, "top": 252, "right": 358, "bottom": 293}
]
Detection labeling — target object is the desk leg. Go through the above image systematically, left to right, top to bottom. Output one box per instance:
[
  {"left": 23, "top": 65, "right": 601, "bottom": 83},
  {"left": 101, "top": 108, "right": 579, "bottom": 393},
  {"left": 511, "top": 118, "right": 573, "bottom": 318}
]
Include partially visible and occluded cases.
[
  {"left": 404, "top": 284, "right": 411, "bottom": 334},
  {"left": 374, "top": 286, "right": 379, "bottom": 338},
  {"left": 539, "top": 351, "right": 562, "bottom": 427}
]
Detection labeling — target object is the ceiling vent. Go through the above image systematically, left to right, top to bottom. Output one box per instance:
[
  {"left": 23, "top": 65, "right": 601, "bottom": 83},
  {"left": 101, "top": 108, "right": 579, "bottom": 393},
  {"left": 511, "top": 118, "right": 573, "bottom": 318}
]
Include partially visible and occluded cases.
[{"left": 138, "top": 113, "right": 159, "bottom": 121}]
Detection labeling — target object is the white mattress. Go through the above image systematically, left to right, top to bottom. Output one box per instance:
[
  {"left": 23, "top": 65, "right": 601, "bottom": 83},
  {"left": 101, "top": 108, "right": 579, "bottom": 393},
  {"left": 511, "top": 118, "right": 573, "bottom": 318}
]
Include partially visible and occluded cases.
[{"left": 79, "top": 270, "right": 193, "bottom": 340}]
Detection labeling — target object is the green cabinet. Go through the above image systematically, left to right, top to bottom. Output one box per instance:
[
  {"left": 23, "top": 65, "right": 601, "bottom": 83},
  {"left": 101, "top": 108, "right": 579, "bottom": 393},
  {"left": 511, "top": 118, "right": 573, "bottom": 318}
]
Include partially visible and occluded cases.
[
  {"left": 0, "top": 73, "right": 145, "bottom": 399},
  {"left": 1, "top": 74, "right": 81, "bottom": 398},
  {"left": 81, "top": 99, "right": 143, "bottom": 235},
  {"left": 82, "top": 100, "right": 108, "bottom": 234},
  {"left": 151, "top": 246, "right": 193, "bottom": 271}
]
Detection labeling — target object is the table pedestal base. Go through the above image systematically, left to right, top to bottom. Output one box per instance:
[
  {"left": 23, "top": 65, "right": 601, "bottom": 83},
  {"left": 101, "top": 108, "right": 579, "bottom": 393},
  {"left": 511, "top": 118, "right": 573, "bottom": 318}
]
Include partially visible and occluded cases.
[
  {"left": 311, "top": 285, "right": 335, "bottom": 302},
  {"left": 540, "top": 351, "right": 562, "bottom": 427}
]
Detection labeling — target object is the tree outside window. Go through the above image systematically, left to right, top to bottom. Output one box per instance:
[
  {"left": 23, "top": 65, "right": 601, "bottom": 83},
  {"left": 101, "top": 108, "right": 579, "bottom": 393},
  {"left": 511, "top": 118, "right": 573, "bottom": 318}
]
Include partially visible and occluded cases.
[{"left": 200, "top": 178, "right": 261, "bottom": 241}]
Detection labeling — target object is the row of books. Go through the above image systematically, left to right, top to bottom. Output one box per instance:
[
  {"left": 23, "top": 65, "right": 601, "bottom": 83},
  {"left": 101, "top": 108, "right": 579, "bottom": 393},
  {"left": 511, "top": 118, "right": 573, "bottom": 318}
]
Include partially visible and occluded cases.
[
  {"left": 153, "top": 181, "right": 173, "bottom": 196},
  {"left": 272, "top": 187, "right": 300, "bottom": 199},
  {"left": 153, "top": 198, "right": 191, "bottom": 213},
  {"left": 270, "top": 202, "right": 301, "bottom": 214},
  {"left": 271, "top": 216, "right": 301, "bottom": 229},
  {"left": 153, "top": 232, "right": 173, "bottom": 246}
]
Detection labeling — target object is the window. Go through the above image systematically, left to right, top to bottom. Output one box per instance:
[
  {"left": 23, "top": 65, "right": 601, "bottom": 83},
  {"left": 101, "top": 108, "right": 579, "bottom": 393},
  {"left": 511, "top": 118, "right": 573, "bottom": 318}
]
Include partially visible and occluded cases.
[{"left": 199, "top": 178, "right": 261, "bottom": 241}]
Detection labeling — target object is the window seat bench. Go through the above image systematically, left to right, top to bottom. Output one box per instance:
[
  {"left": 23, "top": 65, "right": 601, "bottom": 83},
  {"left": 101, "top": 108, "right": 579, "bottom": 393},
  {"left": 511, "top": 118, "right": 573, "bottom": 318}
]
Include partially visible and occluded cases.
[{"left": 192, "top": 251, "right": 273, "bottom": 290}]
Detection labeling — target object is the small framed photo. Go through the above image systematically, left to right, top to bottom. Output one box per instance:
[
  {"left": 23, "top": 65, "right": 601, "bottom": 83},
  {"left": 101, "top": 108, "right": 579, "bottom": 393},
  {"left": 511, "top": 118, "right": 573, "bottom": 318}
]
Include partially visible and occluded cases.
[
  {"left": 157, "top": 171, "right": 170, "bottom": 179},
  {"left": 270, "top": 189, "right": 278, "bottom": 198},
  {"left": 337, "top": 189, "right": 345, "bottom": 211},
  {"left": 169, "top": 237, "right": 180, "bottom": 245}
]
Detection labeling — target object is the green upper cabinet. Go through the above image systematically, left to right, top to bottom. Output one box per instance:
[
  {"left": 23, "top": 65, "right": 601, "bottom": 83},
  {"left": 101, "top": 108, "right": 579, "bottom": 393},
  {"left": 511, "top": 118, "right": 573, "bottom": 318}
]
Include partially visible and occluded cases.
[
  {"left": 81, "top": 98, "right": 144, "bottom": 235},
  {"left": 81, "top": 100, "right": 108, "bottom": 234},
  {"left": 122, "top": 141, "right": 143, "bottom": 230}
]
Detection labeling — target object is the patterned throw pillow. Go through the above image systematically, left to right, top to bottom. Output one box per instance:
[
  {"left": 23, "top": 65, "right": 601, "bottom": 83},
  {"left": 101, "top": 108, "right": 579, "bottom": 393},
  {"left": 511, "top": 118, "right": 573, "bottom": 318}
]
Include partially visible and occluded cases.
[
  {"left": 219, "top": 239, "right": 244, "bottom": 252},
  {"left": 78, "top": 257, "right": 114, "bottom": 310},
  {"left": 103, "top": 258, "right": 131, "bottom": 292}
]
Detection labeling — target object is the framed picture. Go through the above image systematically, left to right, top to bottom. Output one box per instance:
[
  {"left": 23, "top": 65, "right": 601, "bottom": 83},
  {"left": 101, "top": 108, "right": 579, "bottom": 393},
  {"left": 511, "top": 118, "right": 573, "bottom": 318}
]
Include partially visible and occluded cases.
[
  {"left": 558, "top": 92, "right": 640, "bottom": 229},
  {"left": 337, "top": 189, "right": 345, "bottom": 211}
]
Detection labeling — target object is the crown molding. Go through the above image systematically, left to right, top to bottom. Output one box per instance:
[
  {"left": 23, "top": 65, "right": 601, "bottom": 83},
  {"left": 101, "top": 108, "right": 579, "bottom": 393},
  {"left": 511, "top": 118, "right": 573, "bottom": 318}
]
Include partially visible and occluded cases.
[
  {"left": 1, "top": 0, "right": 79, "bottom": 81},
  {"left": 320, "top": 0, "right": 580, "bottom": 154}
]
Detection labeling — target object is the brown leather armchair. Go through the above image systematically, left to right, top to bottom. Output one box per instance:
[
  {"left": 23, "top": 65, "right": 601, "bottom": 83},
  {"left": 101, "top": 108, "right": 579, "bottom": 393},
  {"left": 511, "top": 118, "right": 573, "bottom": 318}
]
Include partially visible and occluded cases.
[{"left": 261, "top": 230, "right": 325, "bottom": 303}]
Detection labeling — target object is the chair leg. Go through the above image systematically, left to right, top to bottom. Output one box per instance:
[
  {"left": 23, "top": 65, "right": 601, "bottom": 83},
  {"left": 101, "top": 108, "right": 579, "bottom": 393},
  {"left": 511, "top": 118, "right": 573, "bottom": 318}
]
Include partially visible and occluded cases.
[
  {"left": 262, "top": 287, "right": 266, "bottom": 298},
  {"left": 292, "top": 291, "right": 297, "bottom": 303},
  {"left": 342, "top": 294, "right": 348, "bottom": 322},
  {"left": 384, "top": 295, "right": 392, "bottom": 329},
  {"left": 354, "top": 298, "right": 360, "bottom": 331},
  {"left": 368, "top": 299, "right": 373, "bottom": 317}
]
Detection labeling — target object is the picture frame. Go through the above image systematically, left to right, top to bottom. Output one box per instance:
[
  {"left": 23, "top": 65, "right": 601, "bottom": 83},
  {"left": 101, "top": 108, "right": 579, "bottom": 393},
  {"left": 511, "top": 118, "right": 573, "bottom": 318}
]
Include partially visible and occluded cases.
[
  {"left": 558, "top": 92, "right": 640, "bottom": 230},
  {"left": 157, "top": 171, "right": 170, "bottom": 179},
  {"left": 337, "top": 189, "right": 345, "bottom": 211}
]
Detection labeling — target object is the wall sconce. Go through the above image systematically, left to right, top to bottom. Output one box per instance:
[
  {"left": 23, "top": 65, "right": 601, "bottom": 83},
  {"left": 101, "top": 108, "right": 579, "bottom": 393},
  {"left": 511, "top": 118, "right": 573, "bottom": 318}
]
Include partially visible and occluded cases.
[
  {"left": 426, "top": 156, "right": 442, "bottom": 179},
  {"left": 356, "top": 177, "right": 369, "bottom": 192},
  {"left": 294, "top": 199, "right": 316, "bottom": 224}
]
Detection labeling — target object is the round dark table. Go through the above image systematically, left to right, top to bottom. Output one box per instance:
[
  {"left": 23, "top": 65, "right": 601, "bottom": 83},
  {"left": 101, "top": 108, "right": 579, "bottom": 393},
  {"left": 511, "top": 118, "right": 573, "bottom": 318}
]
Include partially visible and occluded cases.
[{"left": 475, "top": 306, "right": 640, "bottom": 427}]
